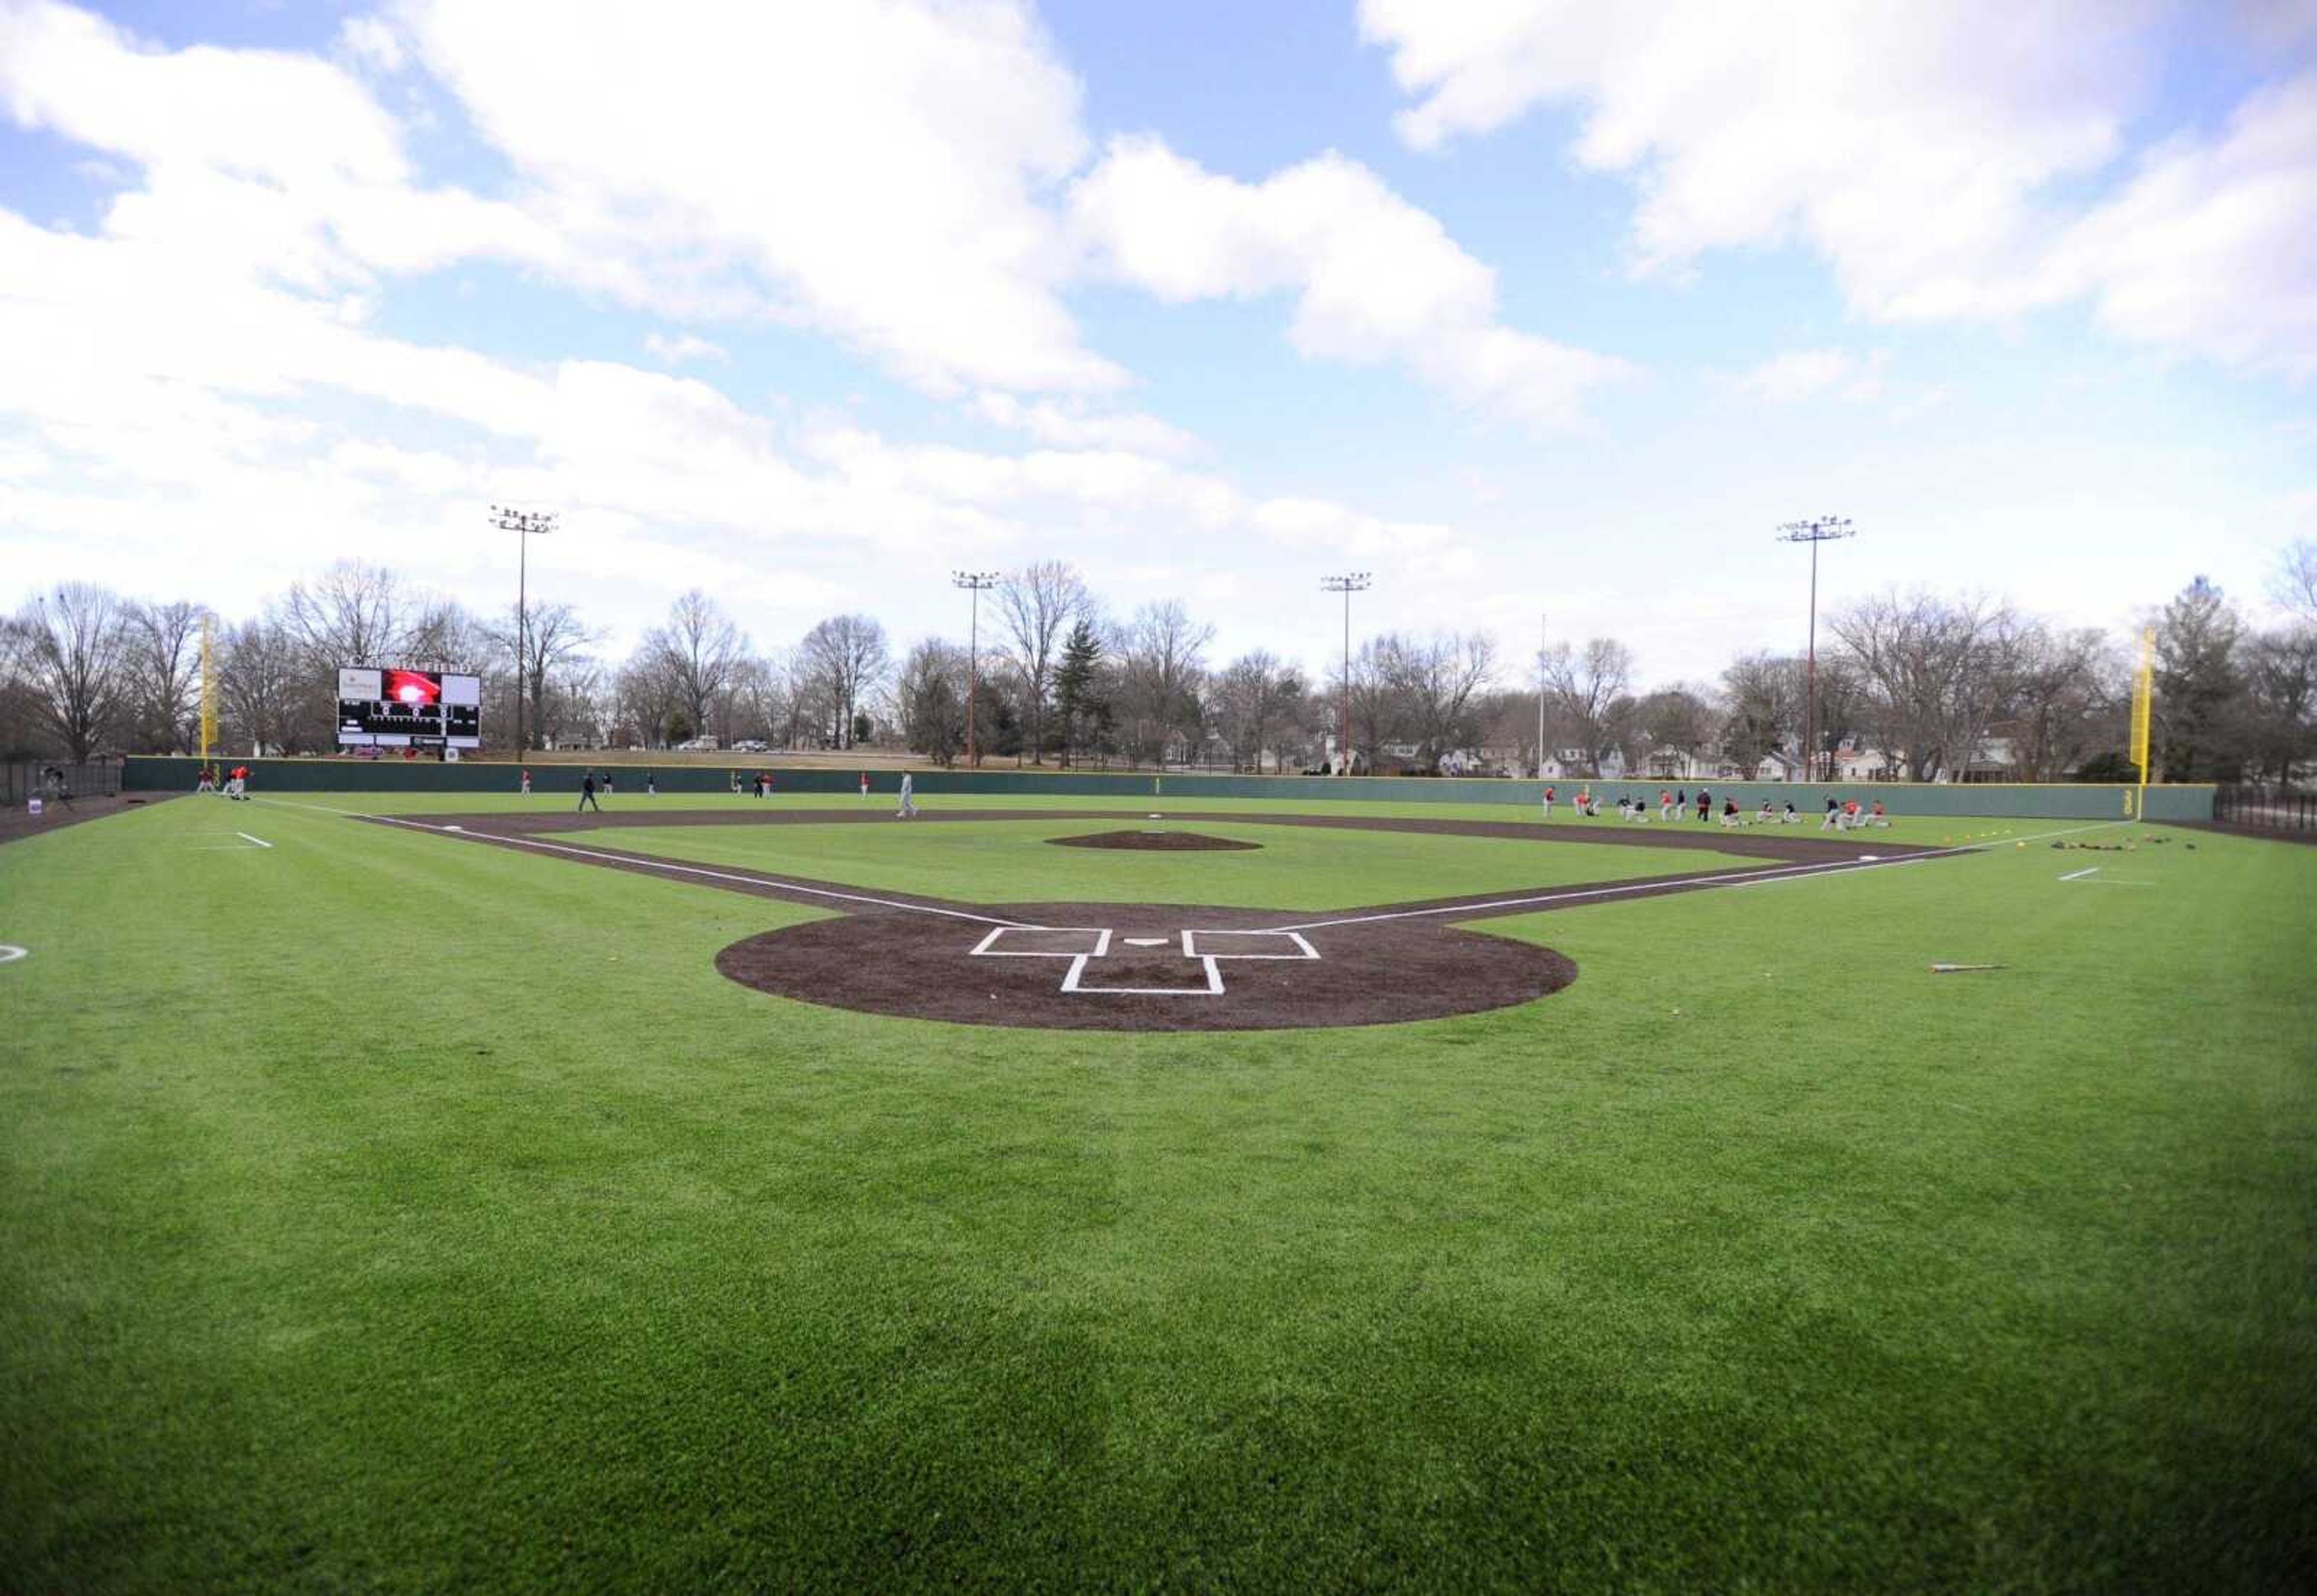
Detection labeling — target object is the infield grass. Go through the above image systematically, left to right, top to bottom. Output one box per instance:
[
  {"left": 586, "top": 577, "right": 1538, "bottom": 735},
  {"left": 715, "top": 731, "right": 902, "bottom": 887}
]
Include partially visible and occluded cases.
[
  {"left": 1, "top": 797, "right": 2310, "bottom": 1592},
  {"left": 562, "top": 817, "right": 1772, "bottom": 911}
]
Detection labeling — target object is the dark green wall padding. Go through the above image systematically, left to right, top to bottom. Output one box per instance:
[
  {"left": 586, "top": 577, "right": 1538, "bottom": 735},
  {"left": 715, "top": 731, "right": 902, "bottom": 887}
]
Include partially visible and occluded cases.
[{"left": 126, "top": 756, "right": 2213, "bottom": 822}]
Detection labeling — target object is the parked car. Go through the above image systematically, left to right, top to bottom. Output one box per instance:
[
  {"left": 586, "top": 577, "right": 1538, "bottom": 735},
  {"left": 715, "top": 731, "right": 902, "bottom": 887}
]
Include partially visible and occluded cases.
[
  {"left": 676, "top": 736, "right": 721, "bottom": 752},
  {"left": 732, "top": 739, "right": 769, "bottom": 752}
]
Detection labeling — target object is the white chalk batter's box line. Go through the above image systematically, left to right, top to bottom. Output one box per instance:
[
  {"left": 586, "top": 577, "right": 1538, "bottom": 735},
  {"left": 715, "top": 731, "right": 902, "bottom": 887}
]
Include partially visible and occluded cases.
[
  {"left": 968, "top": 924, "right": 1321, "bottom": 997},
  {"left": 970, "top": 926, "right": 1318, "bottom": 961},
  {"left": 1061, "top": 953, "right": 1225, "bottom": 997}
]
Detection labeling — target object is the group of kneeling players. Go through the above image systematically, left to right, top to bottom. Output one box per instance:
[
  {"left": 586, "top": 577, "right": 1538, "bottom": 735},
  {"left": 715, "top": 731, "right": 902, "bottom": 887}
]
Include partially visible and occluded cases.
[{"left": 1542, "top": 784, "right": 1889, "bottom": 830}]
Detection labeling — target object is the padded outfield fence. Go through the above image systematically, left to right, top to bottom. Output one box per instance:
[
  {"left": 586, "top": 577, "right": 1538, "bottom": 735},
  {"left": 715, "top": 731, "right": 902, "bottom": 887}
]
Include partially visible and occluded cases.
[{"left": 121, "top": 755, "right": 2215, "bottom": 822}]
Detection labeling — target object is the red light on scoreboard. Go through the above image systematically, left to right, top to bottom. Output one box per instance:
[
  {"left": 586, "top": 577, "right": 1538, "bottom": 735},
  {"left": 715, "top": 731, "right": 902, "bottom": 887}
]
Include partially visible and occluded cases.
[{"left": 384, "top": 669, "right": 440, "bottom": 707}]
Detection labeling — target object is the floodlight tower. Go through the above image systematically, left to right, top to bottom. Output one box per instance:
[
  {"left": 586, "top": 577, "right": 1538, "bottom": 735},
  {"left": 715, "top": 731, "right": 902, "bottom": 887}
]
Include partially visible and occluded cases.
[
  {"left": 489, "top": 504, "right": 557, "bottom": 757},
  {"left": 1776, "top": 516, "right": 1855, "bottom": 783},
  {"left": 952, "top": 570, "right": 1000, "bottom": 766},
  {"left": 1321, "top": 573, "right": 1371, "bottom": 775}
]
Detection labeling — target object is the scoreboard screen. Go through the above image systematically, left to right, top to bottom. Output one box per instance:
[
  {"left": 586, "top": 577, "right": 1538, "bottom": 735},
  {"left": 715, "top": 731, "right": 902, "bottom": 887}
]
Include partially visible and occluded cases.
[{"left": 337, "top": 667, "right": 482, "bottom": 748}]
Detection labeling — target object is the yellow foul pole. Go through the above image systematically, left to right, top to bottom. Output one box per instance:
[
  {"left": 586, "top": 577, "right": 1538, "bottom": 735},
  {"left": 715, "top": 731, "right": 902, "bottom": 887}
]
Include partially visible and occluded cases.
[
  {"left": 199, "top": 614, "right": 217, "bottom": 769},
  {"left": 2129, "top": 625, "right": 2154, "bottom": 819}
]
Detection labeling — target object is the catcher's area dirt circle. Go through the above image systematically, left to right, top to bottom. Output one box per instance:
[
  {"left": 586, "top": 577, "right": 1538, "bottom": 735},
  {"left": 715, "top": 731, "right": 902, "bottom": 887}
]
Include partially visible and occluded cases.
[
  {"left": 1046, "top": 830, "right": 1261, "bottom": 852},
  {"left": 714, "top": 903, "right": 1577, "bottom": 1032}
]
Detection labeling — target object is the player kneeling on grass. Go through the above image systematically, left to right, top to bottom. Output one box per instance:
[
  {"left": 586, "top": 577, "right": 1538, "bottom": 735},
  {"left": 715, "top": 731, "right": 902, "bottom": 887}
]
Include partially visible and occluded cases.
[
  {"left": 1720, "top": 798, "right": 1744, "bottom": 828},
  {"left": 1757, "top": 799, "right": 1776, "bottom": 824},
  {"left": 1869, "top": 799, "right": 1889, "bottom": 828},
  {"left": 1783, "top": 801, "right": 1801, "bottom": 824}
]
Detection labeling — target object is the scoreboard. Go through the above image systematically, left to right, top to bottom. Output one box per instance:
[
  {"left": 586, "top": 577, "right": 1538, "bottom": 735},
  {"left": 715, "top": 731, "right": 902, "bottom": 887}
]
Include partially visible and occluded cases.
[{"left": 337, "top": 667, "right": 482, "bottom": 749}]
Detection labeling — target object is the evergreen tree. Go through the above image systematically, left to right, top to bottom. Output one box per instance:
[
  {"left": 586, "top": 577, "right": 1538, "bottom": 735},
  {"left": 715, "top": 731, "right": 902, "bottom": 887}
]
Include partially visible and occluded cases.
[
  {"left": 2153, "top": 576, "right": 2245, "bottom": 781},
  {"left": 1054, "top": 620, "right": 1105, "bottom": 768}
]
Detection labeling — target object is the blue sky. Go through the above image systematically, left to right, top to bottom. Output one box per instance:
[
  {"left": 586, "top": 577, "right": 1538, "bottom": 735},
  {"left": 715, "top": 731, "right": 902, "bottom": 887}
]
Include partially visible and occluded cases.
[{"left": 1, "top": 0, "right": 2312, "bottom": 688}]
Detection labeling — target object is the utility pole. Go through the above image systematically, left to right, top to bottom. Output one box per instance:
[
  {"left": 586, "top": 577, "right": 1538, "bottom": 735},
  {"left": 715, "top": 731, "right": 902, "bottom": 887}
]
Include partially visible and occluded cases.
[
  {"left": 489, "top": 505, "right": 556, "bottom": 757},
  {"left": 1776, "top": 517, "right": 1855, "bottom": 783},
  {"left": 952, "top": 570, "right": 999, "bottom": 766},
  {"left": 1321, "top": 573, "right": 1371, "bottom": 775}
]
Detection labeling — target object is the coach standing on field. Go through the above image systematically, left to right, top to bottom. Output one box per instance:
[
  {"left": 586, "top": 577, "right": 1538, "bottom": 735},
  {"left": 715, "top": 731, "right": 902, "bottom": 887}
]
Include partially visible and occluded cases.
[{"left": 578, "top": 772, "right": 602, "bottom": 813}]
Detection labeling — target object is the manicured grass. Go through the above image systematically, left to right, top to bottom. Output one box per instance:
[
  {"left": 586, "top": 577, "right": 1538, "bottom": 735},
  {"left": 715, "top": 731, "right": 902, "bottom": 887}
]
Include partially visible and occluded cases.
[
  {"left": 240, "top": 784, "right": 2064, "bottom": 849},
  {"left": 1, "top": 799, "right": 2310, "bottom": 1592},
  {"left": 567, "top": 817, "right": 1769, "bottom": 910}
]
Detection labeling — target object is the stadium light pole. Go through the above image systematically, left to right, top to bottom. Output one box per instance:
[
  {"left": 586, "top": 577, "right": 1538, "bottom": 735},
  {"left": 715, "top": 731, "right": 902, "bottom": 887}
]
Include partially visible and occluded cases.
[
  {"left": 489, "top": 504, "right": 556, "bottom": 757},
  {"left": 1776, "top": 516, "right": 1855, "bottom": 783},
  {"left": 952, "top": 570, "right": 999, "bottom": 766},
  {"left": 1321, "top": 573, "right": 1371, "bottom": 775}
]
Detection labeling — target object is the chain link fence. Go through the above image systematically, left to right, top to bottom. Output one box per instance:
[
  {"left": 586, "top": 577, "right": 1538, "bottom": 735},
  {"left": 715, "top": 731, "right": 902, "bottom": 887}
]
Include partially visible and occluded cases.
[{"left": 4, "top": 760, "right": 122, "bottom": 807}]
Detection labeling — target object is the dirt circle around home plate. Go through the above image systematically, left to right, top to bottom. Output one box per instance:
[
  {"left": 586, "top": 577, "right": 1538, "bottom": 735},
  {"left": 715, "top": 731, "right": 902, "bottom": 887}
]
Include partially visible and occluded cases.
[
  {"left": 1046, "top": 829, "right": 1262, "bottom": 853},
  {"left": 713, "top": 901, "right": 1577, "bottom": 1032}
]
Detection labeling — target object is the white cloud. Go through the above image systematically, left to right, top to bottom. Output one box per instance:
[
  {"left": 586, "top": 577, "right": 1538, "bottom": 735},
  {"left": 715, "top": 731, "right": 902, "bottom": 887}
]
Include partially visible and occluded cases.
[
  {"left": 398, "top": 0, "right": 1119, "bottom": 397},
  {"left": 1359, "top": 1, "right": 2317, "bottom": 377},
  {"left": 2045, "top": 73, "right": 2317, "bottom": 378},
  {"left": 1071, "top": 136, "right": 1632, "bottom": 428},
  {"left": 643, "top": 332, "right": 729, "bottom": 367},
  {"left": 1735, "top": 348, "right": 1886, "bottom": 405},
  {"left": 970, "top": 392, "right": 1198, "bottom": 458}
]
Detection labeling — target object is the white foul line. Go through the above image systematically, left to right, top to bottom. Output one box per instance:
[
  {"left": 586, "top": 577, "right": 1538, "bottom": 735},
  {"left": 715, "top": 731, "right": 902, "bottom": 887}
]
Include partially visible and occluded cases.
[
  {"left": 357, "top": 812, "right": 1035, "bottom": 929},
  {"left": 1261, "top": 821, "right": 2132, "bottom": 933},
  {"left": 237, "top": 832, "right": 272, "bottom": 849},
  {"left": 2059, "top": 866, "right": 2100, "bottom": 881},
  {"left": 0, "top": 944, "right": 26, "bottom": 965}
]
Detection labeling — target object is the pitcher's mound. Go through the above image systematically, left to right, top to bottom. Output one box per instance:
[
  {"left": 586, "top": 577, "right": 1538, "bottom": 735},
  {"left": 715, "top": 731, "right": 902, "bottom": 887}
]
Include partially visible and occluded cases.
[{"left": 1049, "top": 830, "right": 1260, "bottom": 852}]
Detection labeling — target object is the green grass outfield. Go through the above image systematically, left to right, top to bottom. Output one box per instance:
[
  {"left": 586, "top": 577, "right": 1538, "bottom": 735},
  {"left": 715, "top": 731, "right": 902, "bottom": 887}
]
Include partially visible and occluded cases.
[{"left": 2, "top": 793, "right": 2312, "bottom": 1591}]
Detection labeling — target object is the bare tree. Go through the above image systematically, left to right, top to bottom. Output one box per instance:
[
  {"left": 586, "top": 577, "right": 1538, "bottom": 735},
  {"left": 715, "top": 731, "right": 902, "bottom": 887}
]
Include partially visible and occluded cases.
[
  {"left": 2274, "top": 539, "right": 2317, "bottom": 623},
  {"left": 996, "top": 560, "right": 1092, "bottom": 762},
  {"left": 282, "top": 561, "right": 407, "bottom": 666},
  {"left": 13, "top": 583, "right": 131, "bottom": 762},
  {"left": 1831, "top": 589, "right": 2018, "bottom": 780},
  {"left": 643, "top": 590, "right": 745, "bottom": 742},
  {"left": 122, "top": 600, "right": 205, "bottom": 753},
  {"left": 484, "top": 600, "right": 600, "bottom": 751},
  {"left": 1113, "top": 600, "right": 1212, "bottom": 766},
  {"left": 799, "top": 614, "right": 892, "bottom": 749},
  {"left": 218, "top": 617, "right": 304, "bottom": 756},
  {"left": 2242, "top": 624, "right": 2317, "bottom": 785},
  {"left": 1997, "top": 625, "right": 2120, "bottom": 781},
  {"left": 1384, "top": 631, "right": 1496, "bottom": 769},
  {"left": 896, "top": 638, "right": 968, "bottom": 765},
  {"left": 1343, "top": 638, "right": 1406, "bottom": 773},
  {"left": 1541, "top": 638, "right": 1633, "bottom": 775},
  {"left": 1210, "top": 650, "right": 1308, "bottom": 772},
  {"left": 1718, "top": 653, "right": 1800, "bottom": 774},
  {"left": 1635, "top": 685, "right": 1718, "bottom": 775}
]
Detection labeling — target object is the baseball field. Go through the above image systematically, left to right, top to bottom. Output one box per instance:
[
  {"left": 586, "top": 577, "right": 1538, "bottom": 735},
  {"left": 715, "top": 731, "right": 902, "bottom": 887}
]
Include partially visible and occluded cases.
[{"left": 2, "top": 789, "right": 2312, "bottom": 1590}]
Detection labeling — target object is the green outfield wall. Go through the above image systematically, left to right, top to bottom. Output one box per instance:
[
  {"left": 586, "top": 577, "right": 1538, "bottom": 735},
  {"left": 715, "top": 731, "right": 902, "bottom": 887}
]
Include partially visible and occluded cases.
[{"left": 123, "top": 755, "right": 2214, "bottom": 822}]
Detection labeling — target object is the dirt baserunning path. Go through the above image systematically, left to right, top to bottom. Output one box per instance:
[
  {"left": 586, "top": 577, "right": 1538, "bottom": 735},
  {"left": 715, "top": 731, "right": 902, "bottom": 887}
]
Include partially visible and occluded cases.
[{"left": 355, "top": 805, "right": 1948, "bottom": 1031}]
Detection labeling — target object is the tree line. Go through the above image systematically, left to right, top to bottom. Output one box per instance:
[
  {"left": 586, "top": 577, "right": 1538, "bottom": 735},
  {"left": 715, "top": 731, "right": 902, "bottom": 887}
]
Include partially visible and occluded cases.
[{"left": 5, "top": 541, "right": 2313, "bottom": 786}]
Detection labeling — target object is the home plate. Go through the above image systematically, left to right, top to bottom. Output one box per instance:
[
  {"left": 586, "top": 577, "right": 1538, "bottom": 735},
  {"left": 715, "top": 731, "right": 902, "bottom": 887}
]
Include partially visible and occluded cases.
[{"left": 1124, "top": 936, "right": 1168, "bottom": 947}]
